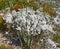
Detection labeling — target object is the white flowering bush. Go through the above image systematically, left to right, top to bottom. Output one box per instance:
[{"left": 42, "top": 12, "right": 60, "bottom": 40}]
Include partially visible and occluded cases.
[
  {"left": 0, "top": 0, "right": 60, "bottom": 49},
  {"left": 0, "top": 2, "right": 60, "bottom": 49},
  {"left": 2, "top": 7, "right": 60, "bottom": 49}
]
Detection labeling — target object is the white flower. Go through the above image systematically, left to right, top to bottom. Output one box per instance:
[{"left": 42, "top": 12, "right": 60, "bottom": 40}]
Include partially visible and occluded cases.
[
  {"left": 12, "top": 10, "right": 17, "bottom": 17},
  {"left": 5, "top": 13, "right": 13, "bottom": 23},
  {"left": 54, "top": 16, "right": 60, "bottom": 24},
  {"left": 40, "top": 24, "right": 47, "bottom": 30},
  {"left": 46, "top": 24, "right": 55, "bottom": 33},
  {"left": 16, "top": 27, "right": 21, "bottom": 31},
  {"left": 5, "top": 32, "right": 8, "bottom": 34},
  {"left": 45, "top": 38, "right": 57, "bottom": 48}
]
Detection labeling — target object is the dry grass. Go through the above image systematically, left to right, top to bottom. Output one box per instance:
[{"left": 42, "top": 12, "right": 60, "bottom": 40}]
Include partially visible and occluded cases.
[
  {"left": 11, "top": 4, "right": 25, "bottom": 11},
  {"left": 43, "top": 5, "right": 57, "bottom": 17},
  {"left": 0, "top": 16, "right": 4, "bottom": 25}
]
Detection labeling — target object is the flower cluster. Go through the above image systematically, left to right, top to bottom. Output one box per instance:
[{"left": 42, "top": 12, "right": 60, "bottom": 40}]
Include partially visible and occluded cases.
[{"left": 2, "top": 7, "right": 60, "bottom": 49}]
